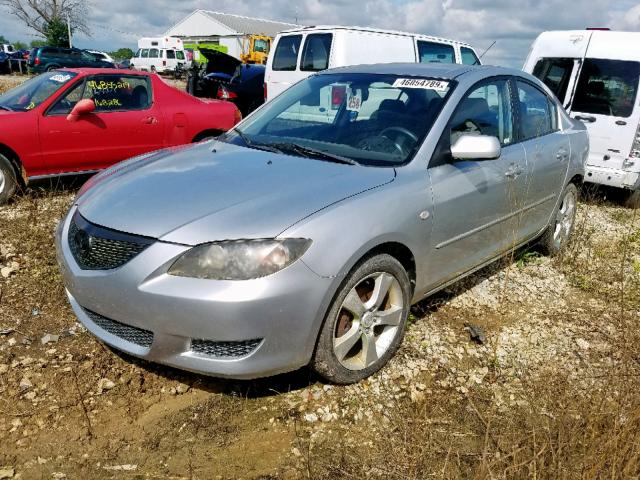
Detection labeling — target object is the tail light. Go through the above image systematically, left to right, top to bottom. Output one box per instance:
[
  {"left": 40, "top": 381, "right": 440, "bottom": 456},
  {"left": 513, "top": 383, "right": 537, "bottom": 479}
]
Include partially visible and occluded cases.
[
  {"left": 34, "top": 57, "right": 40, "bottom": 65},
  {"left": 217, "top": 85, "right": 237, "bottom": 100},
  {"left": 331, "top": 85, "right": 346, "bottom": 110},
  {"left": 234, "top": 107, "right": 242, "bottom": 125},
  {"left": 626, "top": 120, "right": 640, "bottom": 167}
]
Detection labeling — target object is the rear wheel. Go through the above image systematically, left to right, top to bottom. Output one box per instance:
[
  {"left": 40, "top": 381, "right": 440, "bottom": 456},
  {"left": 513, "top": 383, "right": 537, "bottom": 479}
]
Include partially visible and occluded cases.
[
  {"left": 150, "top": 65, "right": 156, "bottom": 73},
  {"left": 0, "top": 154, "right": 18, "bottom": 205},
  {"left": 539, "top": 183, "right": 578, "bottom": 255},
  {"left": 623, "top": 188, "right": 640, "bottom": 209},
  {"left": 312, "top": 254, "right": 411, "bottom": 384}
]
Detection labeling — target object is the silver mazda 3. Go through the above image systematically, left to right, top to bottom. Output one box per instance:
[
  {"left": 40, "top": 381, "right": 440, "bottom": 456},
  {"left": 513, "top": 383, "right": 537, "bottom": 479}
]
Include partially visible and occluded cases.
[{"left": 56, "top": 63, "right": 587, "bottom": 384}]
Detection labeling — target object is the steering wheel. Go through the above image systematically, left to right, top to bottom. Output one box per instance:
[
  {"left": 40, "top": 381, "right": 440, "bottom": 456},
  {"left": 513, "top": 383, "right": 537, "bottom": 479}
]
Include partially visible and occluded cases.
[{"left": 380, "top": 126, "right": 419, "bottom": 156}]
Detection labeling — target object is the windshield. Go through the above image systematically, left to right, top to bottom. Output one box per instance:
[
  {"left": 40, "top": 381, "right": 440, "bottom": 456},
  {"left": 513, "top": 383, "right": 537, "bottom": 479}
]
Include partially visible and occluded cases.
[
  {"left": 0, "top": 71, "right": 78, "bottom": 112},
  {"left": 222, "top": 73, "right": 453, "bottom": 166}
]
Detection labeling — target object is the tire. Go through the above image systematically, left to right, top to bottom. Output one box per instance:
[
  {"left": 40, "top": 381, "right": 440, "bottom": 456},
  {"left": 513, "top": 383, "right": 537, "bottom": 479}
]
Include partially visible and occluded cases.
[
  {"left": 46, "top": 65, "right": 59, "bottom": 72},
  {"left": 150, "top": 66, "right": 156, "bottom": 73},
  {"left": 0, "top": 154, "right": 18, "bottom": 205},
  {"left": 539, "top": 183, "right": 578, "bottom": 256},
  {"left": 623, "top": 189, "right": 640, "bottom": 209},
  {"left": 312, "top": 254, "right": 412, "bottom": 384}
]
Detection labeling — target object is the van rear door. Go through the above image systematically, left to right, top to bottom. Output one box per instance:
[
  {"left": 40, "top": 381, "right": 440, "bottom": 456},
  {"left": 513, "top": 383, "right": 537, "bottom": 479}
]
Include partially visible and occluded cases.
[{"left": 569, "top": 53, "right": 640, "bottom": 185}]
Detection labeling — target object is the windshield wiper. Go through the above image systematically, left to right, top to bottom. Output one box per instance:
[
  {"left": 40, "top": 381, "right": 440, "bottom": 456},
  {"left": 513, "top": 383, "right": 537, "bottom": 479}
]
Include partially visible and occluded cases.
[
  {"left": 0, "top": 105, "right": 13, "bottom": 111},
  {"left": 232, "top": 128, "right": 283, "bottom": 154},
  {"left": 267, "top": 142, "right": 359, "bottom": 166}
]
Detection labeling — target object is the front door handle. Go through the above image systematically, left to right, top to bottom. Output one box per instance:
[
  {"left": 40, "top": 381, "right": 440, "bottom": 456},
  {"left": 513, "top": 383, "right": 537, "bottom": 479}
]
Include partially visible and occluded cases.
[
  {"left": 575, "top": 115, "right": 596, "bottom": 123},
  {"left": 141, "top": 116, "right": 158, "bottom": 124},
  {"left": 616, "top": 120, "right": 627, "bottom": 126},
  {"left": 556, "top": 149, "right": 568, "bottom": 161},
  {"left": 505, "top": 164, "right": 524, "bottom": 179}
]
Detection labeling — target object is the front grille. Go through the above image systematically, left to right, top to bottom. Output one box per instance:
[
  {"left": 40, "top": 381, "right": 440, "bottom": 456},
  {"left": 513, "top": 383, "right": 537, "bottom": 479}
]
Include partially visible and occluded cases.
[
  {"left": 68, "top": 212, "right": 154, "bottom": 270},
  {"left": 83, "top": 308, "right": 154, "bottom": 348},
  {"left": 191, "top": 338, "right": 262, "bottom": 358}
]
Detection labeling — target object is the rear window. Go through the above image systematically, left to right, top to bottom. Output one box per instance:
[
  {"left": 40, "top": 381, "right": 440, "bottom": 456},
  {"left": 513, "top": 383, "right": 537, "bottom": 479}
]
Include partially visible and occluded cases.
[
  {"left": 300, "top": 33, "right": 332, "bottom": 71},
  {"left": 272, "top": 35, "right": 302, "bottom": 71},
  {"left": 417, "top": 41, "right": 455, "bottom": 63},
  {"left": 460, "top": 47, "right": 480, "bottom": 66},
  {"left": 532, "top": 58, "right": 575, "bottom": 103},
  {"left": 573, "top": 58, "right": 640, "bottom": 118}
]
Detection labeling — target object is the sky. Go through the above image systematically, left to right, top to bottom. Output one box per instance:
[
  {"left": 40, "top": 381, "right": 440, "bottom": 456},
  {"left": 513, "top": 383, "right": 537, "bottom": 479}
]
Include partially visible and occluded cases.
[{"left": 1, "top": 0, "right": 639, "bottom": 67}]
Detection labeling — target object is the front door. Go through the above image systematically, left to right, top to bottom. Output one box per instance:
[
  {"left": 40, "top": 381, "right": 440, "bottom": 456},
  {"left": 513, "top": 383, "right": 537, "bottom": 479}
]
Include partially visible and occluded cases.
[
  {"left": 39, "top": 74, "right": 163, "bottom": 173},
  {"left": 426, "top": 77, "right": 527, "bottom": 289}
]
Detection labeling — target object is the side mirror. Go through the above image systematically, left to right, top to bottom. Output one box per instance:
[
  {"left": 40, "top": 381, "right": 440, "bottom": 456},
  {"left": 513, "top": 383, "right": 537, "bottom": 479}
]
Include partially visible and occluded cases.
[
  {"left": 67, "top": 99, "right": 95, "bottom": 122},
  {"left": 450, "top": 134, "right": 501, "bottom": 160}
]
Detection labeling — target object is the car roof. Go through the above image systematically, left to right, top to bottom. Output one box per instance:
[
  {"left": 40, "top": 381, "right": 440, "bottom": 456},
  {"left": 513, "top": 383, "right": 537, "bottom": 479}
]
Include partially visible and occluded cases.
[
  {"left": 319, "top": 62, "right": 526, "bottom": 80},
  {"left": 58, "top": 68, "right": 149, "bottom": 76}
]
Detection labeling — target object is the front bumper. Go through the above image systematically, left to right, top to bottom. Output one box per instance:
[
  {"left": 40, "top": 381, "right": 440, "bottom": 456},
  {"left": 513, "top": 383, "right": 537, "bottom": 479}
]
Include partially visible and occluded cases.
[
  {"left": 585, "top": 164, "right": 640, "bottom": 190},
  {"left": 55, "top": 206, "right": 334, "bottom": 379}
]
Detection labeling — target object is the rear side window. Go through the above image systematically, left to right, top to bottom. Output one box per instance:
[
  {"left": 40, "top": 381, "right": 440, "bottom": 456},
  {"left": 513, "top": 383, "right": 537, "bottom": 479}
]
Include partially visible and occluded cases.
[
  {"left": 300, "top": 34, "right": 332, "bottom": 71},
  {"left": 272, "top": 35, "right": 302, "bottom": 71},
  {"left": 417, "top": 41, "right": 455, "bottom": 64},
  {"left": 460, "top": 47, "right": 480, "bottom": 65},
  {"left": 166, "top": 50, "right": 175, "bottom": 59},
  {"left": 532, "top": 58, "right": 575, "bottom": 103},
  {"left": 572, "top": 58, "right": 640, "bottom": 118},
  {"left": 84, "top": 75, "right": 152, "bottom": 112},
  {"left": 517, "top": 80, "right": 556, "bottom": 140}
]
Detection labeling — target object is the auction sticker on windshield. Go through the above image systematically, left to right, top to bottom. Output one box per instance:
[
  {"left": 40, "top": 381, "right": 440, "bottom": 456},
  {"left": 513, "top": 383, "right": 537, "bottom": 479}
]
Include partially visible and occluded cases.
[
  {"left": 49, "top": 74, "right": 73, "bottom": 83},
  {"left": 392, "top": 78, "right": 449, "bottom": 91}
]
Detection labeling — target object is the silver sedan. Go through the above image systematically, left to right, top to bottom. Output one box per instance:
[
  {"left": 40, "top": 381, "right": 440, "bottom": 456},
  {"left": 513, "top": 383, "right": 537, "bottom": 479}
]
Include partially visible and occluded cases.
[{"left": 56, "top": 63, "right": 587, "bottom": 384}]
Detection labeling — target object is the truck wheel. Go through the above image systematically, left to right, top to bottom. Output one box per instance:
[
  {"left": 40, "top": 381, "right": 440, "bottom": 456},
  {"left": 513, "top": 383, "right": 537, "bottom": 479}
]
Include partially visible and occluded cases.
[
  {"left": 150, "top": 66, "right": 156, "bottom": 73},
  {"left": 0, "top": 154, "right": 18, "bottom": 205},
  {"left": 539, "top": 183, "right": 578, "bottom": 256},
  {"left": 624, "top": 189, "right": 640, "bottom": 209},
  {"left": 312, "top": 254, "right": 411, "bottom": 384}
]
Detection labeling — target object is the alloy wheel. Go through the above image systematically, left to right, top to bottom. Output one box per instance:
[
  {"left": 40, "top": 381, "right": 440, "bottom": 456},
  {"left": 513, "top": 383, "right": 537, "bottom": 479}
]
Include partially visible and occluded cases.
[
  {"left": 553, "top": 188, "right": 576, "bottom": 249},
  {"left": 332, "top": 272, "right": 404, "bottom": 370}
]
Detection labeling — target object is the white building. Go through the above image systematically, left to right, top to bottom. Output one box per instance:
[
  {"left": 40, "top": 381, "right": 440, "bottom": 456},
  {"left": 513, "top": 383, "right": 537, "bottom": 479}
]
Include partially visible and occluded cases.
[{"left": 164, "top": 10, "right": 299, "bottom": 60}]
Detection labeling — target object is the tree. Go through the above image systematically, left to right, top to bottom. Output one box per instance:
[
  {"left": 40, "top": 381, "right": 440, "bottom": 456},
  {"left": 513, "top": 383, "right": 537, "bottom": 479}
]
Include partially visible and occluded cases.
[
  {"left": 1, "top": 0, "right": 90, "bottom": 39},
  {"left": 44, "top": 16, "right": 69, "bottom": 47},
  {"left": 30, "top": 39, "right": 47, "bottom": 48},
  {"left": 13, "top": 41, "right": 28, "bottom": 50},
  {"left": 109, "top": 48, "right": 134, "bottom": 60}
]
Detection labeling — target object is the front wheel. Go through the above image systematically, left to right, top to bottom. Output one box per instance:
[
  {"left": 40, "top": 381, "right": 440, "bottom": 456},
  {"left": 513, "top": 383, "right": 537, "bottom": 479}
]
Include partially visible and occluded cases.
[
  {"left": 0, "top": 154, "right": 18, "bottom": 205},
  {"left": 539, "top": 183, "right": 578, "bottom": 255},
  {"left": 623, "top": 188, "right": 640, "bottom": 209},
  {"left": 312, "top": 254, "right": 412, "bottom": 384}
]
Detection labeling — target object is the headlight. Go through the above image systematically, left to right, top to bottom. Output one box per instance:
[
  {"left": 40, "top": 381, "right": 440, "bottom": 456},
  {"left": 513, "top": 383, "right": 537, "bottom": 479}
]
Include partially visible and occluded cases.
[{"left": 168, "top": 239, "right": 312, "bottom": 280}]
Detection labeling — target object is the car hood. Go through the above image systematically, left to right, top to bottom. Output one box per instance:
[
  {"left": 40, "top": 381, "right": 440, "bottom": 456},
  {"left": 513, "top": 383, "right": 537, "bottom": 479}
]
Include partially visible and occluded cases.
[{"left": 77, "top": 141, "right": 395, "bottom": 245}]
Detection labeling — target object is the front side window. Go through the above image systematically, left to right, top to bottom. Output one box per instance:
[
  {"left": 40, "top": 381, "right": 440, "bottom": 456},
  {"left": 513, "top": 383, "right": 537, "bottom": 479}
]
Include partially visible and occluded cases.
[
  {"left": 300, "top": 34, "right": 332, "bottom": 71},
  {"left": 272, "top": 35, "right": 302, "bottom": 71},
  {"left": 254, "top": 39, "right": 268, "bottom": 53},
  {"left": 417, "top": 41, "right": 455, "bottom": 64},
  {"left": 460, "top": 47, "right": 480, "bottom": 66},
  {"left": 134, "top": 49, "right": 141, "bottom": 57},
  {"left": 141, "top": 49, "right": 149, "bottom": 58},
  {"left": 176, "top": 51, "right": 185, "bottom": 61},
  {"left": 532, "top": 57, "right": 575, "bottom": 103},
  {"left": 572, "top": 58, "right": 640, "bottom": 117},
  {"left": 0, "top": 71, "right": 78, "bottom": 112},
  {"left": 225, "top": 73, "right": 452, "bottom": 166},
  {"left": 83, "top": 75, "right": 152, "bottom": 112},
  {"left": 449, "top": 78, "right": 514, "bottom": 146},
  {"left": 47, "top": 80, "right": 85, "bottom": 115},
  {"left": 517, "top": 80, "right": 556, "bottom": 140}
]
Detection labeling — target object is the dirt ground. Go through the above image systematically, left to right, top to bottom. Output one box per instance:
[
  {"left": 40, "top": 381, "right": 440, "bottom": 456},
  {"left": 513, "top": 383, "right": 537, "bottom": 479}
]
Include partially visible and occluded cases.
[{"left": 1, "top": 74, "right": 640, "bottom": 479}]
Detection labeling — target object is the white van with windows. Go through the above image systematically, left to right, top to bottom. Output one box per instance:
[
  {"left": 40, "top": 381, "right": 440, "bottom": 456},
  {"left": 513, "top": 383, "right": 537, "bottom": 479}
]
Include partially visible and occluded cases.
[
  {"left": 264, "top": 26, "right": 481, "bottom": 101},
  {"left": 524, "top": 30, "right": 640, "bottom": 205},
  {"left": 130, "top": 37, "right": 188, "bottom": 73}
]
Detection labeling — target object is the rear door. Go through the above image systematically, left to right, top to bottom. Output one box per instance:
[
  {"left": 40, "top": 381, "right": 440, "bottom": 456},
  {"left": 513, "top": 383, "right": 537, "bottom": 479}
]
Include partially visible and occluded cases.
[
  {"left": 266, "top": 34, "right": 304, "bottom": 100},
  {"left": 416, "top": 40, "right": 456, "bottom": 64},
  {"left": 568, "top": 55, "right": 640, "bottom": 182}
]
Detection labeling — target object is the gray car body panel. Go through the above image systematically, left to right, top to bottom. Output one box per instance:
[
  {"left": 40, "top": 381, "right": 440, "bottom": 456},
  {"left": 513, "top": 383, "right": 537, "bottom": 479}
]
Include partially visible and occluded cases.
[{"left": 57, "top": 63, "right": 587, "bottom": 378}]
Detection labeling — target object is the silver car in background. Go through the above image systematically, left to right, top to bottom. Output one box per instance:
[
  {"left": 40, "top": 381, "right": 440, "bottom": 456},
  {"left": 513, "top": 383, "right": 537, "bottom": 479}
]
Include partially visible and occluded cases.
[{"left": 56, "top": 63, "right": 587, "bottom": 384}]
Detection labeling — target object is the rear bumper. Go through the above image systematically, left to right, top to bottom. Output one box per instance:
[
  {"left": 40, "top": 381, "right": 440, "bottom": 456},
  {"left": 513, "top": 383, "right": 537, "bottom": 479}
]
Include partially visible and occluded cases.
[{"left": 585, "top": 165, "right": 639, "bottom": 190}]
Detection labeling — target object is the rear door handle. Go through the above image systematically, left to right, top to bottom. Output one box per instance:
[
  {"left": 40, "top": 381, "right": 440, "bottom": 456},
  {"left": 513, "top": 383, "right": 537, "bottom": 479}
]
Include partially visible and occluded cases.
[
  {"left": 574, "top": 115, "right": 596, "bottom": 123},
  {"left": 556, "top": 149, "right": 568, "bottom": 161}
]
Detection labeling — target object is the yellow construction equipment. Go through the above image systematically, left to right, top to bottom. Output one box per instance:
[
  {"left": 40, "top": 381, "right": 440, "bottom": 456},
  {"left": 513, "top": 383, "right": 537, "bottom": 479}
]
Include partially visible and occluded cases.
[{"left": 240, "top": 35, "right": 272, "bottom": 64}]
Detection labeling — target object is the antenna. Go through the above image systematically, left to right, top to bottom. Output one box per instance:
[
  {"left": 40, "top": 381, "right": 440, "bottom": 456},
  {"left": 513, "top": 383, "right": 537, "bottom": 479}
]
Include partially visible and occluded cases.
[{"left": 478, "top": 40, "right": 496, "bottom": 59}]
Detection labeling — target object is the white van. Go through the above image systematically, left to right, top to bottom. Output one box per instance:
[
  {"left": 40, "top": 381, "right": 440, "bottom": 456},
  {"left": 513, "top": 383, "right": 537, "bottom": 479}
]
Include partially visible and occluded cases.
[
  {"left": 264, "top": 26, "right": 481, "bottom": 101},
  {"left": 524, "top": 30, "right": 640, "bottom": 203},
  {"left": 130, "top": 37, "right": 187, "bottom": 73}
]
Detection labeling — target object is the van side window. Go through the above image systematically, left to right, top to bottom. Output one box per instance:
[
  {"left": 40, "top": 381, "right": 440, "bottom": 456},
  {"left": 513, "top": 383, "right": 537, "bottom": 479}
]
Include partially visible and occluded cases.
[
  {"left": 300, "top": 34, "right": 332, "bottom": 71},
  {"left": 272, "top": 35, "right": 302, "bottom": 71},
  {"left": 417, "top": 41, "right": 455, "bottom": 64},
  {"left": 460, "top": 47, "right": 480, "bottom": 65},
  {"left": 141, "top": 49, "right": 149, "bottom": 58},
  {"left": 149, "top": 49, "right": 159, "bottom": 59},
  {"left": 166, "top": 50, "right": 175, "bottom": 60},
  {"left": 176, "top": 51, "right": 185, "bottom": 61},
  {"left": 532, "top": 58, "right": 574, "bottom": 103},
  {"left": 573, "top": 58, "right": 640, "bottom": 118},
  {"left": 516, "top": 80, "right": 555, "bottom": 140}
]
